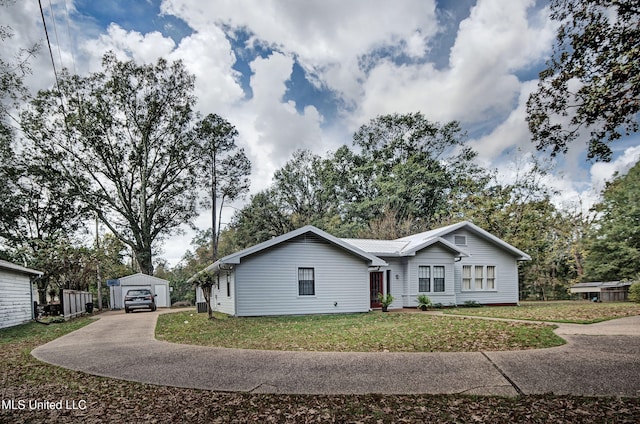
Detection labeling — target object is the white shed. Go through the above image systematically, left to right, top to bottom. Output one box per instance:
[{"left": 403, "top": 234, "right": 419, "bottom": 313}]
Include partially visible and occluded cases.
[
  {"left": 0, "top": 260, "right": 43, "bottom": 329},
  {"left": 111, "top": 273, "right": 171, "bottom": 309}
]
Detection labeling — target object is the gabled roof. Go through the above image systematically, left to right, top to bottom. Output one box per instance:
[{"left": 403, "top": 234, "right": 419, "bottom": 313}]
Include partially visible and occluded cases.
[
  {"left": 397, "top": 221, "right": 531, "bottom": 261},
  {"left": 195, "top": 225, "right": 387, "bottom": 278},
  {"left": 0, "top": 259, "right": 43, "bottom": 277},
  {"left": 118, "top": 273, "right": 169, "bottom": 284}
]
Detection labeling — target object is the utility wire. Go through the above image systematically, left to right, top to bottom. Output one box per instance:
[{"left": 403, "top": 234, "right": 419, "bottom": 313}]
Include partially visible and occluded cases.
[
  {"left": 38, "top": 0, "right": 61, "bottom": 93},
  {"left": 47, "top": 0, "right": 64, "bottom": 75},
  {"left": 62, "top": 0, "right": 77, "bottom": 75}
]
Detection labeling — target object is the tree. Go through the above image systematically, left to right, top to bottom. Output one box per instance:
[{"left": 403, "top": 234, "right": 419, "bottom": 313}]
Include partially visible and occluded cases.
[
  {"left": 1, "top": 0, "right": 38, "bottom": 154},
  {"left": 527, "top": 0, "right": 640, "bottom": 161},
  {"left": 21, "top": 52, "right": 201, "bottom": 275},
  {"left": 347, "top": 113, "right": 488, "bottom": 229},
  {"left": 192, "top": 114, "right": 251, "bottom": 261},
  {"left": 272, "top": 149, "right": 335, "bottom": 227},
  {"left": 584, "top": 160, "right": 640, "bottom": 280},
  {"left": 226, "top": 189, "right": 294, "bottom": 250},
  {"left": 629, "top": 282, "right": 640, "bottom": 303}
]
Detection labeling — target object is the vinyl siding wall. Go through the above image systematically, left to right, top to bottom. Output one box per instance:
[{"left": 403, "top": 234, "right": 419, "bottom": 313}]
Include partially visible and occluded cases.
[
  {"left": 443, "top": 229, "right": 519, "bottom": 305},
  {"left": 235, "top": 233, "right": 370, "bottom": 316},
  {"left": 404, "top": 245, "right": 457, "bottom": 307},
  {"left": 378, "top": 257, "right": 405, "bottom": 310},
  {"left": 0, "top": 270, "right": 33, "bottom": 329},
  {"left": 212, "top": 270, "right": 236, "bottom": 315}
]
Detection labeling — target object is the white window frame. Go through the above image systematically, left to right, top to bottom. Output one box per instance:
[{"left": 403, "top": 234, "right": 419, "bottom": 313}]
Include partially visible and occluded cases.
[
  {"left": 418, "top": 265, "right": 446, "bottom": 293},
  {"left": 461, "top": 265, "right": 498, "bottom": 291},
  {"left": 462, "top": 265, "right": 472, "bottom": 290},
  {"left": 418, "top": 266, "right": 430, "bottom": 292},
  {"left": 433, "top": 266, "right": 445, "bottom": 292},
  {"left": 298, "top": 267, "right": 315, "bottom": 296}
]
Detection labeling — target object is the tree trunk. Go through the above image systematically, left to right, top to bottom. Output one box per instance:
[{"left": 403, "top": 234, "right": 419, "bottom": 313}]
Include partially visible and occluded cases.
[{"left": 134, "top": 245, "right": 154, "bottom": 275}]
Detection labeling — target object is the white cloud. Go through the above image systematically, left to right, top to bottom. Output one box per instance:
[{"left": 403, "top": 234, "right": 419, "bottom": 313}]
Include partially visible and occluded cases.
[
  {"left": 162, "top": 0, "right": 440, "bottom": 104},
  {"left": 354, "top": 0, "right": 555, "bottom": 128},
  {"left": 82, "top": 24, "right": 176, "bottom": 67},
  {"left": 169, "top": 30, "right": 245, "bottom": 112},
  {"left": 236, "top": 52, "right": 324, "bottom": 189},
  {"left": 468, "top": 80, "right": 539, "bottom": 163},
  {"left": 590, "top": 145, "right": 640, "bottom": 193}
]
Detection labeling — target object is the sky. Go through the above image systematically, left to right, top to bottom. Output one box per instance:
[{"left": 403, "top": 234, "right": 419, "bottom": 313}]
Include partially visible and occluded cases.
[{"left": 2, "top": 0, "right": 640, "bottom": 268}]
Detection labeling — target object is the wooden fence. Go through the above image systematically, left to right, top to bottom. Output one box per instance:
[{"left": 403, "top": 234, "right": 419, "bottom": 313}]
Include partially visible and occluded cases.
[{"left": 60, "top": 289, "right": 93, "bottom": 319}]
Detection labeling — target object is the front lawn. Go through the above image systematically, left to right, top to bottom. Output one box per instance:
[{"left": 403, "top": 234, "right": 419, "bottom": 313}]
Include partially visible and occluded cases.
[
  {"left": 443, "top": 301, "right": 640, "bottom": 323},
  {"left": 155, "top": 311, "right": 564, "bottom": 352},
  {"left": 2, "top": 317, "right": 639, "bottom": 422}
]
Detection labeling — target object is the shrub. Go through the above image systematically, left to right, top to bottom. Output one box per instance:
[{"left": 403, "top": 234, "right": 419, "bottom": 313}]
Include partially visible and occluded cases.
[
  {"left": 629, "top": 282, "right": 640, "bottom": 303},
  {"left": 416, "top": 294, "right": 432, "bottom": 310},
  {"left": 463, "top": 300, "right": 483, "bottom": 308}
]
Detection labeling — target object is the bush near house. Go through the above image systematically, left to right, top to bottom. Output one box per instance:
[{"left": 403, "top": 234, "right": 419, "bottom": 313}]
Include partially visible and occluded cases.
[{"left": 629, "top": 282, "right": 640, "bottom": 303}]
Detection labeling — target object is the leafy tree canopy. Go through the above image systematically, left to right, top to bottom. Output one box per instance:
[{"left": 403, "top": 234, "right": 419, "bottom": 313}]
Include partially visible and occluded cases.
[
  {"left": 527, "top": 0, "right": 640, "bottom": 161},
  {"left": 21, "top": 52, "right": 202, "bottom": 275},
  {"left": 585, "top": 160, "right": 640, "bottom": 280}
]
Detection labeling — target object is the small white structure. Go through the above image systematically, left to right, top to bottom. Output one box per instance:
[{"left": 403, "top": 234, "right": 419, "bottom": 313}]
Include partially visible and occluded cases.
[
  {"left": 0, "top": 260, "right": 43, "bottom": 329},
  {"left": 110, "top": 273, "right": 171, "bottom": 309}
]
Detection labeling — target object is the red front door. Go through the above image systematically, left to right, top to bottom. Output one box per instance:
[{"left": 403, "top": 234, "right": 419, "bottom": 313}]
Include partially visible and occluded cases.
[{"left": 370, "top": 272, "right": 383, "bottom": 308}]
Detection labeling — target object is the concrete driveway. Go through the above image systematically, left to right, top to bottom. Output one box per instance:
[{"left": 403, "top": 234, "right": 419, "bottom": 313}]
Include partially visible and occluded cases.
[{"left": 31, "top": 310, "right": 640, "bottom": 396}]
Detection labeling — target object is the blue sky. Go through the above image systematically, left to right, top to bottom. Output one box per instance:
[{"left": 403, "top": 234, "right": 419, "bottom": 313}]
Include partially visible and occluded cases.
[{"left": 3, "top": 0, "right": 639, "bottom": 265}]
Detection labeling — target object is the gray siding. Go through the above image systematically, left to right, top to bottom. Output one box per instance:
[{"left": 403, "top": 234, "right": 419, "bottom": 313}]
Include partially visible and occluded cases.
[
  {"left": 444, "top": 229, "right": 519, "bottom": 305},
  {"left": 235, "top": 233, "right": 370, "bottom": 316},
  {"left": 404, "top": 245, "right": 457, "bottom": 307},
  {"left": 379, "top": 257, "right": 404, "bottom": 310},
  {"left": 0, "top": 270, "right": 33, "bottom": 329},
  {"left": 212, "top": 270, "right": 236, "bottom": 315}
]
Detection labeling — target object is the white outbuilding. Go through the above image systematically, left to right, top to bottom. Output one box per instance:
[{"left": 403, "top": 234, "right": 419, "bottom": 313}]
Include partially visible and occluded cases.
[
  {"left": 0, "top": 259, "right": 43, "bottom": 329},
  {"left": 110, "top": 273, "right": 171, "bottom": 309}
]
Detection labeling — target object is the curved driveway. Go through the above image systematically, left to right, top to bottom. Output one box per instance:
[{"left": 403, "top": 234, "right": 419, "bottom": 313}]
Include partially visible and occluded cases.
[{"left": 31, "top": 310, "right": 640, "bottom": 396}]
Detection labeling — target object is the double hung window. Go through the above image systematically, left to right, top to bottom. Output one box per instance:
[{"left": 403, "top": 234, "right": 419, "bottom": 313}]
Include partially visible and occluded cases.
[
  {"left": 462, "top": 265, "right": 497, "bottom": 291},
  {"left": 418, "top": 266, "right": 445, "bottom": 292},
  {"left": 298, "top": 268, "right": 315, "bottom": 296}
]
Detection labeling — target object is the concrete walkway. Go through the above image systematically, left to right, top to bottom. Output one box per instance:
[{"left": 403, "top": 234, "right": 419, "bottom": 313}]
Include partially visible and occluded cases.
[{"left": 31, "top": 310, "right": 640, "bottom": 396}]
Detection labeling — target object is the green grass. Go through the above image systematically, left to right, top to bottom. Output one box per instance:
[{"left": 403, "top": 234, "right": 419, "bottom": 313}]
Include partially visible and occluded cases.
[
  {"left": 443, "top": 301, "right": 640, "bottom": 323},
  {"left": 156, "top": 311, "right": 564, "bottom": 352},
  {"left": 2, "top": 315, "right": 639, "bottom": 422},
  {"left": 0, "top": 317, "right": 93, "bottom": 345}
]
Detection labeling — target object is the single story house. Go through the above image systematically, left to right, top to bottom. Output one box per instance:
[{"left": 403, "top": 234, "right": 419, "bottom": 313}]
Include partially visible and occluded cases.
[
  {"left": 193, "top": 221, "right": 530, "bottom": 316},
  {"left": 0, "top": 259, "right": 43, "bottom": 329},
  {"left": 109, "top": 273, "right": 171, "bottom": 309},
  {"left": 570, "top": 281, "right": 633, "bottom": 302}
]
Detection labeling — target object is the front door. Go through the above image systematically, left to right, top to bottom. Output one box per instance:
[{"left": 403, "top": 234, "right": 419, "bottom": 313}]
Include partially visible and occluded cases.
[{"left": 370, "top": 272, "right": 383, "bottom": 308}]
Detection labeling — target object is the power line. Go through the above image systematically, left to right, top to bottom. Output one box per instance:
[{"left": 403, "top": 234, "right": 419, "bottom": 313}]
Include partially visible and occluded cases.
[
  {"left": 38, "top": 0, "right": 61, "bottom": 92},
  {"left": 47, "top": 0, "right": 64, "bottom": 75}
]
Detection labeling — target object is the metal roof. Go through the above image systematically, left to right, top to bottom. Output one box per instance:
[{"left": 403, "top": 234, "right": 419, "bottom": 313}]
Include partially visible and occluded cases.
[
  {"left": 397, "top": 221, "right": 531, "bottom": 261},
  {"left": 190, "top": 225, "right": 388, "bottom": 281},
  {"left": 340, "top": 239, "right": 409, "bottom": 256},
  {"left": 0, "top": 259, "right": 43, "bottom": 276}
]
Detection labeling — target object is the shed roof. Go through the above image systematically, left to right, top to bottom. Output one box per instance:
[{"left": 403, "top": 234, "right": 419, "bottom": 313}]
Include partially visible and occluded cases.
[
  {"left": 0, "top": 259, "right": 43, "bottom": 277},
  {"left": 117, "top": 273, "right": 169, "bottom": 285},
  {"left": 570, "top": 281, "right": 632, "bottom": 293}
]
